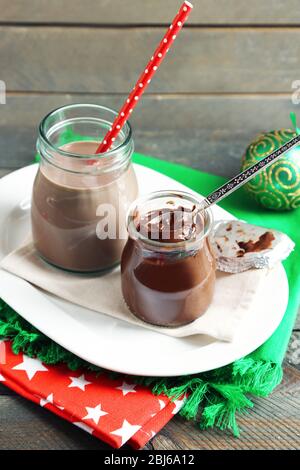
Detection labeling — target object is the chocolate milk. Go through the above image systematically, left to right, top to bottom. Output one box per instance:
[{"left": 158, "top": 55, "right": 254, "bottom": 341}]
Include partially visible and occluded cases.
[{"left": 31, "top": 141, "right": 138, "bottom": 272}]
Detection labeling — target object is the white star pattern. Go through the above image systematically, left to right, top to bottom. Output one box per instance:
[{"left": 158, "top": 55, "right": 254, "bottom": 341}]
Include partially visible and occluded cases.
[
  {"left": 2, "top": 328, "right": 185, "bottom": 449},
  {"left": 12, "top": 355, "right": 48, "bottom": 381},
  {"left": 68, "top": 374, "right": 92, "bottom": 391},
  {"left": 116, "top": 381, "right": 136, "bottom": 396},
  {"left": 40, "top": 393, "right": 53, "bottom": 407},
  {"left": 172, "top": 398, "right": 186, "bottom": 415},
  {"left": 151, "top": 399, "right": 166, "bottom": 417},
  {"left": 158, "top": 399, "right": 166, "bottom": 410},
  {"left": 83, "top": 404, "right": 108, "bottom": 425},
  {"left": 110, "top": 419, "right": 141, "bottom": 445},
  {"left": 74, "top": 422, "right": 94, "bottom": 434}
]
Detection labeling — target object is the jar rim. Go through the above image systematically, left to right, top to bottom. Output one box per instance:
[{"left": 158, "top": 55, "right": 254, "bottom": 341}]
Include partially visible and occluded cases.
[
  {"left": 39, "top": 103, "right": 133, "bottom": 159},
  {"left": 126, "top": 190, "right": 214, "bottom": 250}
]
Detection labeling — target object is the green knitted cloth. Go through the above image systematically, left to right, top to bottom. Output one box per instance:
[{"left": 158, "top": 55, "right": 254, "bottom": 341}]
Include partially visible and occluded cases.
[{"left": 0, "top": 153, "right": 299, "bottom": 437}]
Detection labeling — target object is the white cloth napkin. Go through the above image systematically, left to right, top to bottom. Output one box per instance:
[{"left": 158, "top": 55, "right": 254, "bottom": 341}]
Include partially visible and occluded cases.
[{"left": 0, "top": 241, "right": 267, "bottom": 342}]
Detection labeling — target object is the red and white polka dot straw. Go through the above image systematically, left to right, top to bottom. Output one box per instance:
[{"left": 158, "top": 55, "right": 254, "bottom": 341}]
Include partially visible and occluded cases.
[{"left": 95, "top": 1, "right": 193, "bottom": 154}]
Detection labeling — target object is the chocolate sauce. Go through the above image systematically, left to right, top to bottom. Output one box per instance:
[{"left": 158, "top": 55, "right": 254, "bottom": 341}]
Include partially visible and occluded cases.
[
  {"left": 121, "top": 204, "right": 216, "bottom": 327},
  {"left": 237, "top": 231, "right": 275, "bottom": 256}
]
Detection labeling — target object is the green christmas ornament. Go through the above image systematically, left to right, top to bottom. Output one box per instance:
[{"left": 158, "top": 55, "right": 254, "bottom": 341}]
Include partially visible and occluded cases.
[{"left": 241, "top": 117, "right": 300, "bottom": 211}]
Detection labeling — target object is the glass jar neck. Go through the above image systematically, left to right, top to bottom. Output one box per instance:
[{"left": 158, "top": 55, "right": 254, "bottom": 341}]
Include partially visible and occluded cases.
[{"left": 37, "top": 104, "right": 134, "bottom": 175}]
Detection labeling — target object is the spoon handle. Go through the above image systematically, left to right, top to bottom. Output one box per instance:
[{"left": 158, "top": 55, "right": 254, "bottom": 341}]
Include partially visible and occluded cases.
[{"left": 203, "top": 134, "right": 300, "bottom": 208}]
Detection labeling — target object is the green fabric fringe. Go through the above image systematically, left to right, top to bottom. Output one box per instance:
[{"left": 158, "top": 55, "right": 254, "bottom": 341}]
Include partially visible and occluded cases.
[{"left": 0, "top": 299, "right": 282, "bottom": 437}]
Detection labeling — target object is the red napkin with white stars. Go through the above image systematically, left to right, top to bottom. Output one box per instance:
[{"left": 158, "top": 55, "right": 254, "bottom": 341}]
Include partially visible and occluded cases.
[{"left": 0, "top": 340, "right": 184, "bottom": 449}]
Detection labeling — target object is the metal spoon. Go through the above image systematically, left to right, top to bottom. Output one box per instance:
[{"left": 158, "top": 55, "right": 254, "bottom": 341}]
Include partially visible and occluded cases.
[{"left": 201, "top": 133, "right": 300, "bottom": 208}]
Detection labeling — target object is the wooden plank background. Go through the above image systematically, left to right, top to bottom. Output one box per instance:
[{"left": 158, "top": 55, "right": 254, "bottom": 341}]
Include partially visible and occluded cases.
[
  {"left": 0, "top": 0, "right": 299, "bottom": 174},
  {"left": 1, "top": 0, "right": 300, "bottom": 25},
  {"left": 1, "top": 27, "right": 300, "bottom": 93},
  {"left": 0, "top": 94, "right": 296, "bottom": 176}
]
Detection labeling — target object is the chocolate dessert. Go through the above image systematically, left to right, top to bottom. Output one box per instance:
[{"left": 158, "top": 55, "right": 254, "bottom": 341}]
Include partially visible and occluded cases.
[{"left": 121, "top": 195, "right": 216, "bottom": 327}]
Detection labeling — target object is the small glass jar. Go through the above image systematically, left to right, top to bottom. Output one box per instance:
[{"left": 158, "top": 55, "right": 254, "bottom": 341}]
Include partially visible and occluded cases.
[
  {"left": 31, "top": 104, "right": 138, "bottom": 272},
  {"left": 121, "top": 191, "right": 216, "bottom": 327}
]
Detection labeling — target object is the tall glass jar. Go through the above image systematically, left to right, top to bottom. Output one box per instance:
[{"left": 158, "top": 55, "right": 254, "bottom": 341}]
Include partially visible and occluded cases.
[
  {"left": 31, "top": 104, "right": 138, "bottom": 272},
  {"left": 121, "top": 191, "right": 216, "bottom": 327}
]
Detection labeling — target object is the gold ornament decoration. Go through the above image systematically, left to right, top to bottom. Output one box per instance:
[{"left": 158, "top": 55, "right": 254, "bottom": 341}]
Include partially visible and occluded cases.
[{"left": 241, "top": 129, "right": 300, "bottom": 211}]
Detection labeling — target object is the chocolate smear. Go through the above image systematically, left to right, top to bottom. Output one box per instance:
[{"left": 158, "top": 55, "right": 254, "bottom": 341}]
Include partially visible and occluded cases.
[{"left": 237, "top": 231, "right": 275, "bottom": 255}]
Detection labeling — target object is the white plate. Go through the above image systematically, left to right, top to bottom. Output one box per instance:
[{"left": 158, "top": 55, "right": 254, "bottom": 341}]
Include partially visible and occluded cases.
[{"left": 0, "top": 164, "right": 288, "bottom": 377}]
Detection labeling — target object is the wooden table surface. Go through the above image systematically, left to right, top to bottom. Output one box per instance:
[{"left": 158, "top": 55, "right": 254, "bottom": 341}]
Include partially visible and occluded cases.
[{"left": 0, "top": 154, "right": 299, "bottom": 450}]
